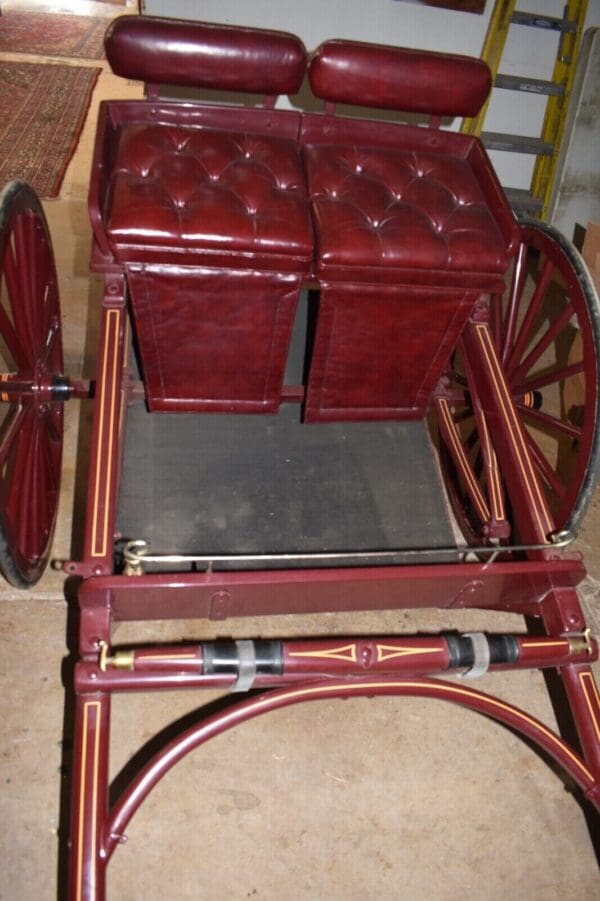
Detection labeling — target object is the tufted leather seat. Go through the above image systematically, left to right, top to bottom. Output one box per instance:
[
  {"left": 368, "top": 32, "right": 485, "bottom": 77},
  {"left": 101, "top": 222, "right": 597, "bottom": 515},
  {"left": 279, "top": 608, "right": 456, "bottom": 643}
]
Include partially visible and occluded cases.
[
  {"left": 93, "top": 23, "right": 517, "bottom": 419},
  {"left": 106, "top": 123, "right": 313, "bottom": 268},
  {"left": 304, "top": 144, "right": 508, "bottom": 282}
]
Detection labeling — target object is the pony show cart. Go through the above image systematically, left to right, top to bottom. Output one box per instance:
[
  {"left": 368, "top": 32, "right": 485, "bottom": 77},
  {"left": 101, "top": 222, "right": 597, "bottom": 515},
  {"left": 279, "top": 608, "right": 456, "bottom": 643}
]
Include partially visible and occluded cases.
[{"left": 1, "top": 16, "right": 599, "bottom": 899}]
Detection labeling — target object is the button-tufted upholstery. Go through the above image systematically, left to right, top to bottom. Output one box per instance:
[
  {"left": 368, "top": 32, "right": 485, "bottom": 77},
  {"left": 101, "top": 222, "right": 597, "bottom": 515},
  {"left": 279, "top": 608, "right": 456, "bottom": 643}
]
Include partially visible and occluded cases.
[
  {"left": 92, "top": 20, "right": 518, "bottom": 420},
  {"left": 104, "top": 122, "right": 313, "bottom": 413},
  {"left": 106, "top": 123, "right": 313, "bottom": 267},
  {"left": 301, "top": 142, "right": 511, "bottom": 422},
  {"left": 304, "top": 144, "right": 508, "bottom": 281}
]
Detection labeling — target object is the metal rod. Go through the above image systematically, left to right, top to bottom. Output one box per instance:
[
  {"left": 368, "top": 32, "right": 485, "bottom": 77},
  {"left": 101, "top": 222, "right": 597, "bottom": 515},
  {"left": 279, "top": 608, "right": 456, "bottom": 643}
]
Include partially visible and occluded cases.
[{"left": 121, "top": 531, "right": 576, "bottom": 572}]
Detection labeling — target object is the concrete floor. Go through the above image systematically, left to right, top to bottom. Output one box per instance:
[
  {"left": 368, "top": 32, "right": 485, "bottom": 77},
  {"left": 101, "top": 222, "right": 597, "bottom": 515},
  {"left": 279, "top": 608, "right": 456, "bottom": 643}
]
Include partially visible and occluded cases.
[{"left": 0, "top": 3, "right": 599, "bottom": 898}]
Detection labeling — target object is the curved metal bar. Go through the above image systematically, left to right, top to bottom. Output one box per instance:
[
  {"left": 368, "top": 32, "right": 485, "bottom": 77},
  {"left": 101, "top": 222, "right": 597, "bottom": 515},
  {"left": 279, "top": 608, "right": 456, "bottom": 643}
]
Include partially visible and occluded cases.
[
  {"left": 121, "top": 530, "right": 576, "bottom": 573},
  {"left": 104, "top": 675, "right": 597, "bottom": 859}
]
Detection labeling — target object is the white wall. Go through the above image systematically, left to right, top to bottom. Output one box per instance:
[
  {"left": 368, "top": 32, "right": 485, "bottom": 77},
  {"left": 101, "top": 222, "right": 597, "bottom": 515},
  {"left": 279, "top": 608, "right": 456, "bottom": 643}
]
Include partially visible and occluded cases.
[
  {"left": 143, "top": 0, "right": 600, "bottom": 200},
  {"left": 143, "top": 0, "right": 600, "bottom": 57}
]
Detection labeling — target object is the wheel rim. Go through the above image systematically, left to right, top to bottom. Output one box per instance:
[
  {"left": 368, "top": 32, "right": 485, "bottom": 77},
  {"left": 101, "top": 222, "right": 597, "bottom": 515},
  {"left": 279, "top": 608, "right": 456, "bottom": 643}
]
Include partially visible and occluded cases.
[
  {"left": 0, "top": 182, "right": 63, "bottom": 585},
  {"left": 437, "top": 219, "right": 600, "bottom": 544}
]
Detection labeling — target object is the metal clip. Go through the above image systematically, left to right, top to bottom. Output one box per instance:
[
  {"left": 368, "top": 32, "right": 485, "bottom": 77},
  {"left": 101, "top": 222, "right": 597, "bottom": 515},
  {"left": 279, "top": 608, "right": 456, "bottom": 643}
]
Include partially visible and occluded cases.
[{"left": 123, "top": 539, "right": 149, "bottom": 576}]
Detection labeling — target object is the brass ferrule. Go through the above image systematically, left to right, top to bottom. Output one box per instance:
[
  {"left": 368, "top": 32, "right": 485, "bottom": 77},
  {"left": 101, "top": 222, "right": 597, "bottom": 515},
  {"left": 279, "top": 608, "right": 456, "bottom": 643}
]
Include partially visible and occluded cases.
[
  {"left": 567, "top": 628, "right": 594, "bottom": 657},
  {"left": 99, "top": 641, "right": 135, "bottom": 671}
]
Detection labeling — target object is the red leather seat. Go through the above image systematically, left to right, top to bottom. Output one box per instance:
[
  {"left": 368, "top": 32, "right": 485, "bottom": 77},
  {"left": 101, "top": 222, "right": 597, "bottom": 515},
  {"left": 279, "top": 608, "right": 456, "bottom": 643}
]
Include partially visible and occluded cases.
[
  {"left": 96, "top": 16, "right": 313, "bottom": 414},
  {"left": 300, "top": 39, "right": 515, "bottom": 423},
  {"left": 107, "top": 123, "right": 313, "bottom": 268},
  {"left": 304, "top": 144, "right": 508, "bottom": 281}
]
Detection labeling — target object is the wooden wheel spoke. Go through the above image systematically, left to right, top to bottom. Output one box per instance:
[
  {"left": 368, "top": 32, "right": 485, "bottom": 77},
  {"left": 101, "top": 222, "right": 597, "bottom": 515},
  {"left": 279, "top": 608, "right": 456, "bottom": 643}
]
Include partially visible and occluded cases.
[
  {"left": 13, "top": 214, "right": 39, "bottom": 362},
  {"left": 14, "top": 215, "right": 41, "bottom": 358},
  {"left": 440, "top": 220, "right": 600, "bottom": 541},
  {"left": 34, "top": 237, "right": 51, "bottom": 349},
  {"left": 501, "top": 241, "right": 528, "bottom": 365},
  {"left": 3, "top": 243, "right": 36, "bottom": 366},
  {"left": 506, "top": 258, "right": 555, "bottom": 374},
  {"left": 0, "top": 290, "right": 28, "bottom": 369},
  {"left": 490, "top": 293, "right": 503, "bottom": 348},
  {"left": 510, "top": 303, "right": 574, "bottom": 387},
  {"left": 41, "top": 319, "right": 60, "bottom": 369},
  {"left": 513, "top": 360, "right": 584, "bottom": 396},
  {"left": 436, "top": 397, "right": 490, "bottom": 524},
  {"left": 0, "top": 403, "right": 31, "bottom": 469},
  {"left": 518, "top": 404, "right": 582, "bottom": 441},
  {"left": 451, "top": 406, "right": 474, "bottom": 425},
  {"left": 471, "top": 406, "right": 506, "bottom": 525},
  {"left": 5, "top": 409, "right": 38, "bottom": 553},
  {"left": 45, "top": 409, "right": 62, "bottom": 445},
  {"left": 19, "top": 417, "right": 54, "bottom": 557},
  {"left": 19, "top": 426, "right": 41, "bottom": 556},
  {"left": 39, "top": 426, "right": 57, "bottom": 491},
  {"left": 36, "top": 427, "right": 52, "bottom": 539},
  {"left": 465, "top": 427, "right": 479, "bottom": 456},
  {"left": 523, "top": 429, "right": 566, "bottom": 500}
]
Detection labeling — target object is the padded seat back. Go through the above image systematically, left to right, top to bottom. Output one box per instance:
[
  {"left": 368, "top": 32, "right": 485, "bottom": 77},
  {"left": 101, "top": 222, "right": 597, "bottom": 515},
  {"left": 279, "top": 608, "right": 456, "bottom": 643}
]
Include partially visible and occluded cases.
[
  {"left": 105, "top": 15, "right": 307, "bottom": 97},
  {"left": 97, "top": 17, "right": 313, "bottom": 414},
  {"left": 308, "top": 38, "right": 491, "bottom": 117},
  {"left": 301, "top": 40, "right": 510, "bottom": 422}
]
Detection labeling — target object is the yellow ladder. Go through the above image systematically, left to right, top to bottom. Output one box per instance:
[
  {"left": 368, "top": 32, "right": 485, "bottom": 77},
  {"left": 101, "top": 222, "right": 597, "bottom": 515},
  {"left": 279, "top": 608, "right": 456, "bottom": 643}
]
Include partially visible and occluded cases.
[{"left": 462, "top": 0, "right": 588, "bottom": 219}]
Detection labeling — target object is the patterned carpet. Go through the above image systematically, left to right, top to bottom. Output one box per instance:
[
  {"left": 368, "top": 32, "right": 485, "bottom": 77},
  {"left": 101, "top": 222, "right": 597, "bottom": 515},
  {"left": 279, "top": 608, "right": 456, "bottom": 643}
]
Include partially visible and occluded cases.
[
  {"left": 0, "top": 12, "right": 107, "bottom": 59},
  {"left": 0, "top": 62, "right": 101, "bottom": 198}
]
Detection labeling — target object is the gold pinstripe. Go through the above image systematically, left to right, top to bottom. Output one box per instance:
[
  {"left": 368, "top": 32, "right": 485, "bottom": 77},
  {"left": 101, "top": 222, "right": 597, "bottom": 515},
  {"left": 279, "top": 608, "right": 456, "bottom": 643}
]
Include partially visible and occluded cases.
[
  {"left": 91, "top": 309, "right": 121, "bottom": 557},
  {"left": 475, "top": 325, "right": 554, "bottom": 538},
  {"left": 437, "top": 396, "right": 490, "bottom": 523},
  {"left": 289, "top": 644, "right": 357, "bottom": 662},
  {"left": 376, "top": 644, "right": 443, "bottom": 662},
  {"left": 579, "top": 672, "right": 600, "bottom": 743},
  {"left": 237, "top": 680, "right": 594, "bottom": 783},
  {"left": 76, "top": 701, "right": 101, "bottom": 901}
]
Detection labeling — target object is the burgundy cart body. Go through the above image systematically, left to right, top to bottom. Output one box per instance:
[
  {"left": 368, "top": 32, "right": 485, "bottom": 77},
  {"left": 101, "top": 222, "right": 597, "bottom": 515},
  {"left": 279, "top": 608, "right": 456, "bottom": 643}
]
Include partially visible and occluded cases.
[{"left": 2, "top": 15, "right": 599, "bottom": 899}]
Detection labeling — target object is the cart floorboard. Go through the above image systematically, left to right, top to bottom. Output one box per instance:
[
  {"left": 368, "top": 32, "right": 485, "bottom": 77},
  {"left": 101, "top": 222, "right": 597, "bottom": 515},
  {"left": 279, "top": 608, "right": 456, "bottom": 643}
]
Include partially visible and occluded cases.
[{"left": 117, "top": 403, "right": 455, "bottom": 562}]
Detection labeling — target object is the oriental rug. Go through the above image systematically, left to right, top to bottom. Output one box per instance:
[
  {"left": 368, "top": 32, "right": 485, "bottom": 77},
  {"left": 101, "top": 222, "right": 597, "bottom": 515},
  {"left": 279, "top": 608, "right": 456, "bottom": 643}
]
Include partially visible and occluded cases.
[
  {"left": 0, "top": 12, "right": 107, "bottom": 59},
  {"left": 0, "top": 62, "right": 101, "bottom": 198}
]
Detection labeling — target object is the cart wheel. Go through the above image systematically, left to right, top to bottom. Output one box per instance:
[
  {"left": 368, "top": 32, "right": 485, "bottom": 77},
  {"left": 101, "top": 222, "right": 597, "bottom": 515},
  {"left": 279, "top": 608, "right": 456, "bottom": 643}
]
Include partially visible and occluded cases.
[
  {"left": 0, "top": 181, "right": 64, "bottom": 587},
  {"left": 437, "top": 217, "right": 600, "bottom": 544}
]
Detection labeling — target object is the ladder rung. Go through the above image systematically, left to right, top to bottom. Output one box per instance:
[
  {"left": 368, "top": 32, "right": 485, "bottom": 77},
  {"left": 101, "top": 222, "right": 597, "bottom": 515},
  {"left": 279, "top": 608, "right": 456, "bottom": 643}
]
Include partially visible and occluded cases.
[
  {"left": 511, "top": 11, "right": 577, "bottom": 33},
  {"left": 494, "top": 74, "right": 565, "bottom": 96},
  {"left": 481, "top": 132, "right": 554, "bottom": 154},
  {"left": 504, "top": 188, "right": 544, "bottom": 213}
]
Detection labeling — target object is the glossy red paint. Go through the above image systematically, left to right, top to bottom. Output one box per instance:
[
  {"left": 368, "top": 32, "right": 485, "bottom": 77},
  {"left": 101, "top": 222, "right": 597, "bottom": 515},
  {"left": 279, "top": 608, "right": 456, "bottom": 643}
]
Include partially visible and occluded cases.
[
  {"left": 61, "top": 19, "right": 600, "bottom": 900},
  {"left": 0, "top": 183, "right": 63, "bottom": 585},
  {"left": 78, "top": 281, "right": 126, "bottom": 573},
  {"left": 461, "top": 319, "right": 556, "bottom": 545},
  {"left": 75, "top": 557, "right": 586, "bottom": 647},
  {"left": 73, "top": 632, "right": 597, "bottom": 690},
  {"left": 67, "top": 675, "right": 599, "bottom": 900},
  {"left": 100, "top": 676, "right": 598, "bottom": 868},
  {"left": 69, "top": 693, "right": 110, "bottom": 901}
]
